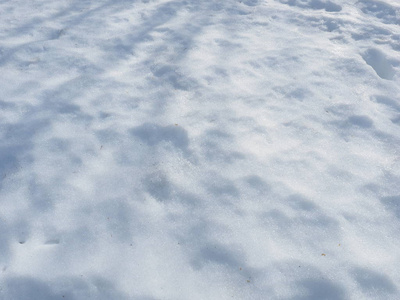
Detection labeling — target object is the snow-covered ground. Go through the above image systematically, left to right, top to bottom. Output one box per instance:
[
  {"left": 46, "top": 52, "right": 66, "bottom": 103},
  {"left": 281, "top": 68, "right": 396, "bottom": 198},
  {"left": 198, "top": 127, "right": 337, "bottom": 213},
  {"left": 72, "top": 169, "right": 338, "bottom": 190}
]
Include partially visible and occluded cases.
[{"left": 0, "top": 0, "right": 399, "bottom": 299}]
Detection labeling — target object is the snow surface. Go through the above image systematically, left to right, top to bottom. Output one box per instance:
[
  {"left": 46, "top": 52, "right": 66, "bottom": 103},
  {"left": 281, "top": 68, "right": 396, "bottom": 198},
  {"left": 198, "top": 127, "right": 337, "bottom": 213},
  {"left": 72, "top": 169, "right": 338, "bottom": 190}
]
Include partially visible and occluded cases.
[{"left": 0, "top": 0, "right": 399, "bottom": 299}]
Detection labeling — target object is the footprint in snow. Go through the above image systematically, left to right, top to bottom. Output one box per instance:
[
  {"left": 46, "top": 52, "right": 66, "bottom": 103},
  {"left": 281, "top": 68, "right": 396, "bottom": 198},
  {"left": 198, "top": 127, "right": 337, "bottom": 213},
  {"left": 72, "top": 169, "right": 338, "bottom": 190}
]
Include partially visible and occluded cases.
[
  {"left": 280, "top": 0, "right": 342, "bottom": 12},
  {"left": 358, "top": 0, "right": 400, "bottom": 25},
  {"left": 362, "top": 48, "right": 396, "bottom": 80},
  {"left": 130, "top": 122, "right": 189, "bottom": 153}
]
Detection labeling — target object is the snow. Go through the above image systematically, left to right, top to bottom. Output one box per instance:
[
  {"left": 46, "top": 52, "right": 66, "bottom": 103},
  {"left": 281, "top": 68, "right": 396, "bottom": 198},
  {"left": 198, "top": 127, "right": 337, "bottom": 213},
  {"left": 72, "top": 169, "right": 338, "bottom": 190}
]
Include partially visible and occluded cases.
[{"left": 0, "top": 0, "right": 399, "bottom": 299}]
